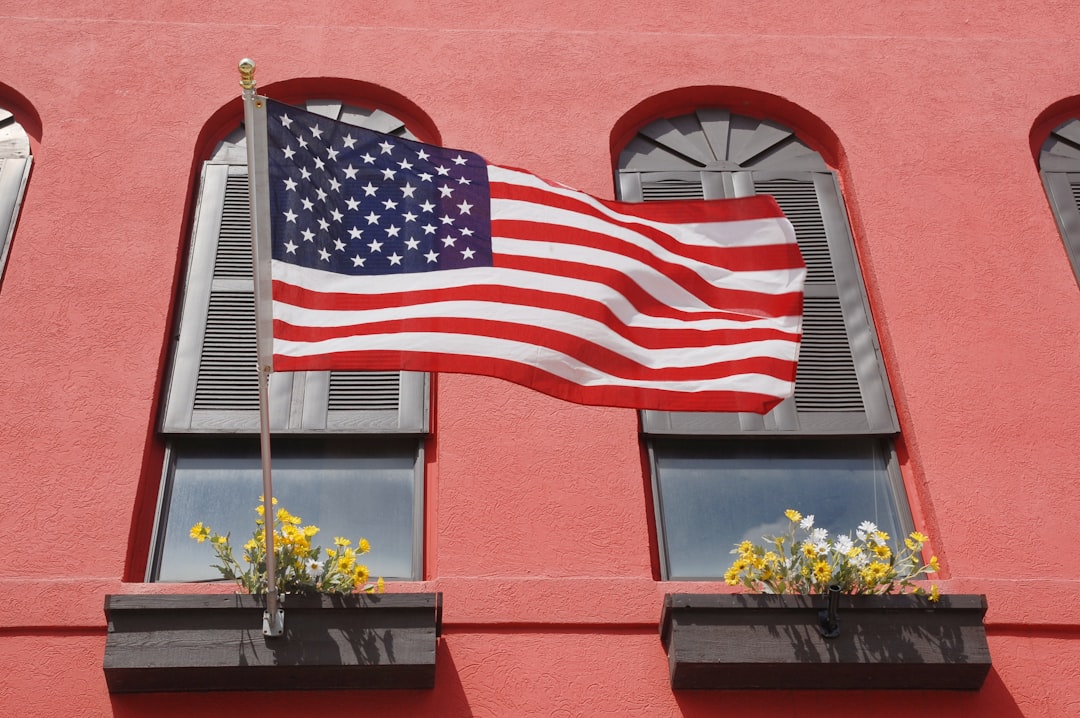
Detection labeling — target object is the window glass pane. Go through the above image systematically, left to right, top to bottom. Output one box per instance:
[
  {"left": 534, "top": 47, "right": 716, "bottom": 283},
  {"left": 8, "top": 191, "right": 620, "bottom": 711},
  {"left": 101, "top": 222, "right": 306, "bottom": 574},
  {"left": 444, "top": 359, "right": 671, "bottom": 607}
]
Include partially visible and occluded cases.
[
  {"left": 154, "top": 437, "right": 419, "bottom": 582},
  {"left": 653, "top": 439, "right": 911, "bottom": 580}
]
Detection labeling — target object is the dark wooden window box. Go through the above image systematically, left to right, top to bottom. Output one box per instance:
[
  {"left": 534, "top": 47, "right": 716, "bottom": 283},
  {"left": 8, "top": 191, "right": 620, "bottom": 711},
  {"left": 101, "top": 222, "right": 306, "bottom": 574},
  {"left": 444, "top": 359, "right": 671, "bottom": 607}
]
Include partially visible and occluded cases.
[
  {"left": 104, "top": 593, "right": 442, "bottom": 693},
  {"left": 661, "top": 593, "right": 990, "bottom": 690}
]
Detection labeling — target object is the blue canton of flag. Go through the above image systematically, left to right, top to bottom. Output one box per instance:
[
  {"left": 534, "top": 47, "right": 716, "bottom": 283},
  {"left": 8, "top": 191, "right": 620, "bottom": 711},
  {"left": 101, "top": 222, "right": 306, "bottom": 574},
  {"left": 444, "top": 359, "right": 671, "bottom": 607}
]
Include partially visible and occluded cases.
[{"left": 266, "top": 99, "right": 493, "bottom": 275}]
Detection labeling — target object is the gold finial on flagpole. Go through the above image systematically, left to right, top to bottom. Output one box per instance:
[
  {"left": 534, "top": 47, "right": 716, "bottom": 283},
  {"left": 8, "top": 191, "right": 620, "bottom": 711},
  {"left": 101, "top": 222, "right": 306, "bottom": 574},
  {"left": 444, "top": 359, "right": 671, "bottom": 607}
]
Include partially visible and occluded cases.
[{"left": 239, "top": 58, "right": 257, "bottom": 91}]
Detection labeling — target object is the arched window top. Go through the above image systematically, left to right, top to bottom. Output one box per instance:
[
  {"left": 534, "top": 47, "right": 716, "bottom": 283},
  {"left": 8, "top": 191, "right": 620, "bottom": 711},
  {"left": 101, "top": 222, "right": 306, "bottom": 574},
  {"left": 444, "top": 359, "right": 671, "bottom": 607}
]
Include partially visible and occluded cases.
[
  {"left": 209, "top": 98, "right": 416, "bottom": 163},
  {"left": 0, "top": 108, "right": 31, "bottom": 158},
  {"left": 618, "top": 108, "right": 828, "bottom": 173},
  {"left": 1039, "top": 117, "right": 1080, "bottom": 171}
]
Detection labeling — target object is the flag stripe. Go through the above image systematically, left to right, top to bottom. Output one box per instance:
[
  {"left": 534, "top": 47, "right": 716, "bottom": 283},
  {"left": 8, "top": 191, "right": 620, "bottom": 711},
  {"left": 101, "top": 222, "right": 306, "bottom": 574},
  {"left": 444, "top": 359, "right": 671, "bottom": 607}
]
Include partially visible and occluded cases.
[{"left": 272, "top": 282, "right": 801, "bottom": 349}]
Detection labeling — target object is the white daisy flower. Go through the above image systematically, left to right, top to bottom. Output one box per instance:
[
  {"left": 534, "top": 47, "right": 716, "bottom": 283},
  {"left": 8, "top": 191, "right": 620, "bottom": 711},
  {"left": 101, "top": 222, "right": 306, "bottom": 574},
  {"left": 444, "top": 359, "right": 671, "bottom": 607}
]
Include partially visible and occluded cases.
[{"left": 800, "top": 514, "right": 815, "bottom": 530}]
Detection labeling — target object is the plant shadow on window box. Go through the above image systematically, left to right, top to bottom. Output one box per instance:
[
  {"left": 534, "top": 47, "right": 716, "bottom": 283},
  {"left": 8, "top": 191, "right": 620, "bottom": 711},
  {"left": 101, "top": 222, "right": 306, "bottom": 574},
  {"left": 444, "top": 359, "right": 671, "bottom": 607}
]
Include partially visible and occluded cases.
[
  {"left": 103, "top": 593, "right": 441, "bottom": 693},
  {"left": 660, "top": 593, "right": 990, "bottom": 690}
]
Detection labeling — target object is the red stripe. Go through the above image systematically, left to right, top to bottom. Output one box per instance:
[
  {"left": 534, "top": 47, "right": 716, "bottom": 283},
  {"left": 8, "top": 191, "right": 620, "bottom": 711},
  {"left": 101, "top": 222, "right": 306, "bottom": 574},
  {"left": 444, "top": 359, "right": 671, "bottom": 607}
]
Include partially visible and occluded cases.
[
  {"left": 492, "top": 168, "right": 788, "bottom": 223},
  {"left": 491, "top": 180, "right": 803, "bottom": 272},
  {"left": 494, "top": 252, "right": 804, "bottom": 319},
  {"left": 273, "top": 276, "right": 803, "bottom": 325},
  {"left": 273, "top": 283, "right": 800, "bottom": 350},
  {"left": 273, "top": 316, "right": 798, "bottom": 383},
  {"left": 273, "top": 348, "right": 788, "bottom": 413}
]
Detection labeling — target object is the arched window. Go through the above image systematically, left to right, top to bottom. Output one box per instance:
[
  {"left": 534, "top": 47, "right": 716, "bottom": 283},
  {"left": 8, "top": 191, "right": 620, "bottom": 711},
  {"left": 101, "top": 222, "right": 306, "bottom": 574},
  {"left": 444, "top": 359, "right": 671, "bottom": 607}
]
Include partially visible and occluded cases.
[
  {"left": 149, "top": 99, "right": 428, "bottom": 583},
  {"left": 0, "top": 107, "right": 32, "bottom": 281},
  {"left": 617, "top": 108, "right": 913, "bottom": 579},
  {"left": 1038, "top": 117, "right": 1080, "bottom": 285}
]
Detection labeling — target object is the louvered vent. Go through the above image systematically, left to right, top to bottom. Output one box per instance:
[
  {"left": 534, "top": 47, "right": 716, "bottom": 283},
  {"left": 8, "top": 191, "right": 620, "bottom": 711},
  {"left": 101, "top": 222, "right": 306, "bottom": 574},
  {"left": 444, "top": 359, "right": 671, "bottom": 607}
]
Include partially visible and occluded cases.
[
  {"left": 215, "top": 176, "right": 253, "bottom": 278},
  {"left": 642, "top": 179, "right": 704, "bottom": 201},
  {"left": 755, "top": 179, "right": 833, "bottom": 285},
  {"left": 1071, "top": 179, "right": 1080, "bottom": 211},
  {"left": 194, "top": 291, "right": 259, "bottom": 409},
  {"left": 794, "top": 297, "right": 863, "bottom": 412},
  {"left": 328, "top": 371, "right": 400, "bottom": 410}
]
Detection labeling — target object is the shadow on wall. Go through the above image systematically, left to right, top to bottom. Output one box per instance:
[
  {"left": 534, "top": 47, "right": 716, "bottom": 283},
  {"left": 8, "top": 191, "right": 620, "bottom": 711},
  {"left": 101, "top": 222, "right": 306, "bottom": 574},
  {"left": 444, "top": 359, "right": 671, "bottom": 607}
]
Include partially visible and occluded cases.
[{"left": 673, "top": 667, "right": 1025, "bottom": 717}]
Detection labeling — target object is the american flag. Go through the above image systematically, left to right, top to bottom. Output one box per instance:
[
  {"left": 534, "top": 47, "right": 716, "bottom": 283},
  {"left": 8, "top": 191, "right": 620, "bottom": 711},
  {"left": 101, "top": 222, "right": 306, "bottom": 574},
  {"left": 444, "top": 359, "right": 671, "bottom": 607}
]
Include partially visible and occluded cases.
[{"left": 264, "top": 99, "right": 804, "bottom": 413}]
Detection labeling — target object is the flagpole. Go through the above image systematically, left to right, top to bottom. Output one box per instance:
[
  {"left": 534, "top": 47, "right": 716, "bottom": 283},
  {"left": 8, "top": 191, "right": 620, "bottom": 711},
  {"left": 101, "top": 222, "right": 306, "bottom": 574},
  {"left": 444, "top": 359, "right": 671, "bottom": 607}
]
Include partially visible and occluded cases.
[{"left": 239, "top": 58, "right": 284, "bottom": 637}]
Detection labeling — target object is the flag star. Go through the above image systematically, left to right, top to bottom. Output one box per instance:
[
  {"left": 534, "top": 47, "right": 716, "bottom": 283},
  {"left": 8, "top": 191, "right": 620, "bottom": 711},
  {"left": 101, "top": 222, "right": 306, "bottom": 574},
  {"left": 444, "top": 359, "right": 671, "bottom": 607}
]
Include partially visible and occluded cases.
[
  {"left": 280, "top": 113, "right": 293, "bottom": 128},
  {"left": 310, "top": 124, "right": 323, "bottom": 139},
  {"left": 342, "top": 134, "right": 357, "bottom": 149},
  {"left": 298, "top": 136, "right": 308, "bottom": 149},
  {"left": 378, "top": 140, "right": 394, "bottom": 155},
  {"left": 282, "top": 146, "right": 295, "bottom": 160},
  {"left": 326, "top": 147, "right": 339, "bottom": 161},
  {"left": 416, "top": 148, "right": 430, "bottom": 161},
  {"left": 360, "top": 152, "right": 376, "bottom": 164},
  {"left": 452, "top": 155, "right": 468, "bottom": 165},
  {"left": 313, "top": 157, "right": 325, "bottom": 171},
  {"left": 397, "top": 158, "right": 413, "bottom": 171},
  {"left": 343, "top": 164, "right": 359, "bottom": 179},
  {"left": 434, "top": 165, "right": 450, "bottom": 176},
  {"left": 299, "top": 167, "right": 312, "bottom": 180},
  {"left": 381, "top": 167, "right": 397, "bottom": 181},
  {"left": 418, "top": 172, "right": 433, "bottom": 182},
  {"left": 456, "top": 176, "right": 472, "bottom": 185},
  {"left": 328, "top": 177, "right": 341, "bottom": 192},
  {"left": 283, "top": 178, "right": 297, "bottom": 192},
  {"left": 361, "top": 182, "right": 379, "bottom": 196},
  {"left": 400, "top": 183, "right": 416, "bottom": 198},
  {"left": 438, "top": 185, "right": 454, "bottom": 197},
  {"left": 315, "top": 188, "right": 328, "bottom": 202},
  {"left": 345, "top": 197, "right": 361, "bottom": 211},
  {"left": 301, "top": 198, "right": 314, "bottom": 211},
  {"left": 382, "top": 199, "right": 399, "bottom": 211},
  {"left": 419, "top": 200, "right": 435, "bottom": 212},
  {"left": 457, "top": 200, "right": 473, "bottom": 214},
  {"left": 330, "top": 208, "right": 343, "bottom": 222},
  {"left": 283, "top": 209, "right": 297, "bottom": 223},
  {"left": 365, "top": 211, "right": 381, "bottom": 225},
  {"left": 402, "top": 211, "right": 417, "bottom": 222},
  {"left": 440, "top": 215, "right": 455, "bottom": 225},
  {"left": 317, "top": 218, "right": 330, "bottom": 231},
  {"left": 422, "top": 224, "right": 437, "bottom": 235},
  {"left": 386, "top": 225, "right": 401, "bottom": 238},
  {"left": 348, "top": 226, "right": 364, "bottom": 239},
  {"left": 459, "top": 227, "right": 475, "bottom": 237},
  {"left": 301, "top": 228, "right": 316, "bottom": 242},
  {"left": 441, "top": 235, "right": 458, "bottom": 247},
  {"left": 404, "top": 237, "right": 420, "bottom": 250},
  {"left": 333, "top": 238, "right": 347, "bottom": 251},
  {"left": 367, "top": 239, "right": 384, "bottom": 253},
  {"left": 284, "top": 240, "right": 298, "bottom": 254},
  {"left": 461, "top": 247, "right": 476, "bottom": 259},
  {"left": 318, "top": 248, "right": 331, "bottom": 261},
  {"left": 424, "top": 249, "right": 439, "bottom": 263},
  {"left": 388, "top": 252, "right": 403, "bottom": 266},
  {"left": 351, "top": 255, "right": 366, "bottom": 267}
]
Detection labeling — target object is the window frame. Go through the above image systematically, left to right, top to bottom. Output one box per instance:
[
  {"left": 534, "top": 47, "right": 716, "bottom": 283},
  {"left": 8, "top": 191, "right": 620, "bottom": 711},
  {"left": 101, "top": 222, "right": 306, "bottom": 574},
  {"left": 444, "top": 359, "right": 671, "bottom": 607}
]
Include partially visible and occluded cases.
[
  {"left": 0, "top": 108, "right": 32, "bottom": 283},
  {"left": 1039, "top": 117, "right": 1080, "bottom": 286}
]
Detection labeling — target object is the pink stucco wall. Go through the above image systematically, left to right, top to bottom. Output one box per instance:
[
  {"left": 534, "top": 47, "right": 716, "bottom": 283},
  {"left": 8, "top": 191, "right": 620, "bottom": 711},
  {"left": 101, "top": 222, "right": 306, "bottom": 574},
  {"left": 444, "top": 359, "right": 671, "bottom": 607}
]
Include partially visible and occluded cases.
[{"left": 1, "top": 2, "right": 1078, "bottom": 715}]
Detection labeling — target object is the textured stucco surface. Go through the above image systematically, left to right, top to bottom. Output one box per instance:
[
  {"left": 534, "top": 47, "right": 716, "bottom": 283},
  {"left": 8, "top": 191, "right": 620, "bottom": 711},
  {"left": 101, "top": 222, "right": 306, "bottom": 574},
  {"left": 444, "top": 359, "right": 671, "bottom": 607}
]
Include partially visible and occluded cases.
[{"left": 0, "top": 2, "right": 1078, "bottom": 716}]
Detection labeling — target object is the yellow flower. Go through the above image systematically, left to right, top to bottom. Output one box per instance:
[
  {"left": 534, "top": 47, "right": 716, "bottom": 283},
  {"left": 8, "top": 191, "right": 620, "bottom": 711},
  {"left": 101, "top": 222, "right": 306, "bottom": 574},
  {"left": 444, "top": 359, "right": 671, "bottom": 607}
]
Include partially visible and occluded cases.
[
  {"left": 785, "top": 509, "right": 802, "bottom": 523},
  {"left": 189, "top": 523, "right": 210, "bottom": 543},
  {"left": 303, "top": 525, "right": 320, "bottom": 538},
  {"left": 909, "top": 531, "right": 928, "bottom": 544},
  {"left": 211, "top": 535, "right": 227, "bottom": 545},
  {"left": 334, "top": 537, "right": 352, "bottom": 548},
  {"left": 358, "top": 538, "right": 371, "bottom": 554},
  {"left": 802, "top": 543, "right": 818, "bottom": 559},
  {"left": 872, "top": 543, "right": 892, "bottom": 559},
  {"left": 928, "top": 555, "right": 940, "bottom": 572},
  {"left": 812, "top": 560, "right": 832, "bottom": 583},
  {"left": 353, "top": 564, "right": 370, "bottom": 585},
  {"left": 723, "top": 568, "right": 740, "bottom": 586},
  {"left": 377, "top": 577, "right": 385, "bottom": 593},
  {"left": 929, "top": 584, "right": 940, "bottom": 602}
]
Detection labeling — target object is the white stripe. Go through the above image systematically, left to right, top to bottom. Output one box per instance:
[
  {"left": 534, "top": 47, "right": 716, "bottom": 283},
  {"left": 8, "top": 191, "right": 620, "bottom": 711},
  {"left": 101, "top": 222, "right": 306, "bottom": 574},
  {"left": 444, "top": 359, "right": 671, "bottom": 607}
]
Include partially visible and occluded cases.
[
  {"left": 489, "top": 164, "right": 797, "bottom": 249},
  {"left": 274, "top": 299, "right": 800, "bottom": 367},
  {"left": 274, "top": 331, "right": 795, "bottom": 396}
]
